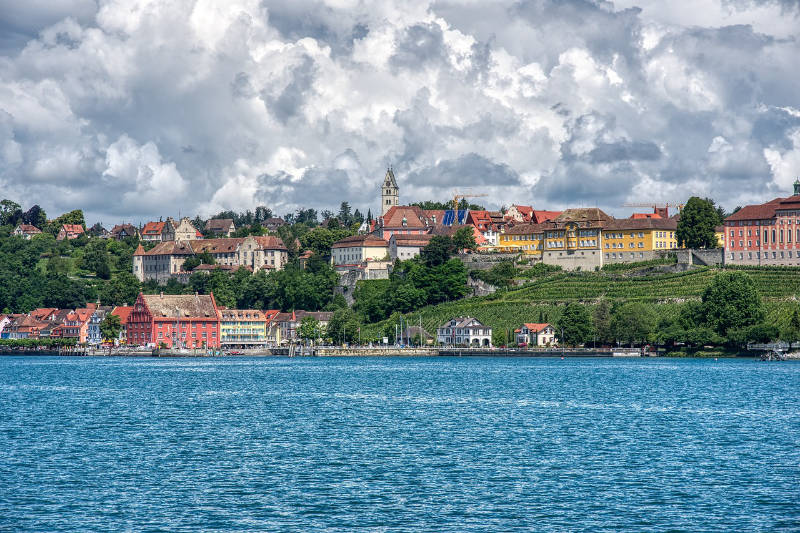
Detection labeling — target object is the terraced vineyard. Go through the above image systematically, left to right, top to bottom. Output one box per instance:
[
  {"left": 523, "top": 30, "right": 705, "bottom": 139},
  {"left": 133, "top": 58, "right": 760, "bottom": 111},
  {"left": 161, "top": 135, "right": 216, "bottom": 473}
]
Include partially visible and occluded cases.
[{"left": 359, "top": 265, "right": 800, "bottom": 341}]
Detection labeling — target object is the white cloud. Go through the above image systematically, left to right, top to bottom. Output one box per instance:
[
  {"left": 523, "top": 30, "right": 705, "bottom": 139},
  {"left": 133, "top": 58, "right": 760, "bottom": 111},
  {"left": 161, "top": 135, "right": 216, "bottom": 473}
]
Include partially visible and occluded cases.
[{"left": 0, "top": 0, "right": 798, "bottom": 223}]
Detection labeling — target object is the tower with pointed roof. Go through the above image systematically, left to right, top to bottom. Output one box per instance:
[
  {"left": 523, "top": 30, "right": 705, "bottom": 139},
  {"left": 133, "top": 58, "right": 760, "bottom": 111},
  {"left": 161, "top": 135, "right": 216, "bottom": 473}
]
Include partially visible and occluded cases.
[
  {"left": 381, "top": 167, "right": 399, "bottom": 216},
  {"left": 794, "top": 178, "right": 800, "bottom": 196},
  {"left": 133, "top": 244, "right": 145, "bottom": 282}
]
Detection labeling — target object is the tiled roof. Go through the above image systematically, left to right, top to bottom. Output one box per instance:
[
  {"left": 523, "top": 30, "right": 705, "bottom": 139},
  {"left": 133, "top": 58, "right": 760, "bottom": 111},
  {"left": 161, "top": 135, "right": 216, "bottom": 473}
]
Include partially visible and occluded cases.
[
  {"left": 725, "top": 195, "right": 800, "bottom": 222},
  {"left": 382, "top": 206, "right": 428, "bottom": 228},
  {"left": 556, "top": 208, "right": 613, "bottom": 223},
  {"left": 531, "top": 210, "right": 562, "bottom": 224},
  {"left": 630, "top": 213, "right": 662, "bottom": 219},
  {"left": 603, "top": 217, "right": 677, "bottom": 230},
  {"left": 205, "top": 218, "right": 234, "bottom": 231},
  {"left": 142, "top": 221, "right": 167, "bottom": 235},
  {"left": 503, "top": 223, "right": 548, "bottom": 235},
  {"left": 16, "top": 224, "right": 41, "bottom": 233},
  {"left": 61, "top": 224, "right": 84, "bottom": 234},
  {"left": 111, "top": 224, "right": 137, "bottom": 236},
  {"left": 332, "top": 234, "right": 388, "bottom": 248},
  {"left": 391, "top": 234, "right": 434, "bottom": 247},
  {"left": 253, "top": 236, "right": 287, "bottom": 250},
  {"left": 144, "top": 241, "right": 194, "bottom": 256},
  {"left": 133, "top": 244, "right": 146, "bottom": 256},
  {"left": 141, "top": 293, "right": 218, "bottom": 318},
  {"left": 111, "top": 306, "right": 133, "bottom": 323},
  {"left": 30, "top": 308, "right": 58, "bottom": 321},
  {"left": 219, "top": 309, "right": 266, "bottom": 320},
  {"left": 441, "top": 316, "right": 487, "bottom": 329},
  {"left": 523, "top": 323, "right": 552, "bottom": 333}
]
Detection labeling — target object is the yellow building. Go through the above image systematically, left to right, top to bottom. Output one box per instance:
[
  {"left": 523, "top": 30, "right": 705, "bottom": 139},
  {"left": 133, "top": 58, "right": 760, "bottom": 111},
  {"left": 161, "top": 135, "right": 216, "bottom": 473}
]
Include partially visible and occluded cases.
[
  {"left": 498, "top": 208, "right": 608, "bottom": 269},
  {"left": 602, "top": 217, "right": 678, "bottom": 262},
  {"left": 715, "top": 225, "right": 725, "bottom": 248},
  {"left": 218, "top": 309, "right": 268, "bottom": 347}
]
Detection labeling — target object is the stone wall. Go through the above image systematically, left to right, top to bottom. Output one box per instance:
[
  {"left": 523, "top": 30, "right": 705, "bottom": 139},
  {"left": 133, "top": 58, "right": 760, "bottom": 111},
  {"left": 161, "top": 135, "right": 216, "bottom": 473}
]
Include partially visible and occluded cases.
[
  {"left": 676, "top": 248, "right": 724, "bottom": 266},
  {"left": 541, "top": 249, "right": 603, "bottom": 271},
  {"left": 601, "top": 250, "right": 660, "bottom": 264},
  {"left": 457, "top": 252, "right": 520, "bottom": 270}
]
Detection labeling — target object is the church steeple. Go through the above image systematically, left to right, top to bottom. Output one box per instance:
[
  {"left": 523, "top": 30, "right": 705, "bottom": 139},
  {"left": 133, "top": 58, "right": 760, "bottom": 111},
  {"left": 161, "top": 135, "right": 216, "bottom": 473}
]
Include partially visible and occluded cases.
[{"left": 381, "top": 167, "right": 399, "bottom": 216}]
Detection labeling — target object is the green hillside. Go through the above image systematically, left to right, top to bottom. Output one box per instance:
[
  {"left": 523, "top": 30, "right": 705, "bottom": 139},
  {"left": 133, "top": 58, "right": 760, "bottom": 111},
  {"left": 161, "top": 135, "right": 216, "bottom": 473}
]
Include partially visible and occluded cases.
[{"left": 360, "top": 265, "right": 800, "bottom": 342}]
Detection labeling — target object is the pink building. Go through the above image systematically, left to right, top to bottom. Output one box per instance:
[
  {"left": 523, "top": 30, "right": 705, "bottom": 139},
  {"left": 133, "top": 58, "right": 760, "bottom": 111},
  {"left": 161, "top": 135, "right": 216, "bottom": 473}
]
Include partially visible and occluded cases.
[{"left": 724, "top": 180, "right": 800, "bottom": 266}]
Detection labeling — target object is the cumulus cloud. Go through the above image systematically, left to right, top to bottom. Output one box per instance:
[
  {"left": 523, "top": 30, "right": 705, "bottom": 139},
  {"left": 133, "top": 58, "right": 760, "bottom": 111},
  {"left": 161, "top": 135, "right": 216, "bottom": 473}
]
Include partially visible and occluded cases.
[{"left": 0, "top": 0, "right": 799, "bottom": 225}]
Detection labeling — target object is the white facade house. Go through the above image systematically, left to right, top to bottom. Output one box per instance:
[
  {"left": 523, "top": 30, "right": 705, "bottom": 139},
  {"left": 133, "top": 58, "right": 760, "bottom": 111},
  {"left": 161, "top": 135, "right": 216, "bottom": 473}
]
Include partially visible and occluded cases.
[
  {"left": 389, "top": 233, "right": 433, "bottom": 261},
  {"left": 331, "top": 234, "right": 389, "bottom": 266},
  {"left": 437, "top": 317, "right": 492, "bottom": 347},
  {"left": 515, "top": 323, "right": 557, "bottom": 346}
]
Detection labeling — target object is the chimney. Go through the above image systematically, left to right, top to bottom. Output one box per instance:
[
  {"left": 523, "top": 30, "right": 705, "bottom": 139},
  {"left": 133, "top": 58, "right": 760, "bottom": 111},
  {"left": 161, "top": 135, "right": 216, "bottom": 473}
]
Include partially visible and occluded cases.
[{"left": 160, "top": 292, "right": 164, "bottom": 298}]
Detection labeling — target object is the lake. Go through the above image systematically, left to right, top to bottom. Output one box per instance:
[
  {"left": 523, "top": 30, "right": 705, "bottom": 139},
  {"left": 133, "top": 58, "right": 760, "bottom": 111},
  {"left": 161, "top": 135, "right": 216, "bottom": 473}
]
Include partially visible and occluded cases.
[{"left": 0, "top": 356, "right": 798, "bottom": 531}]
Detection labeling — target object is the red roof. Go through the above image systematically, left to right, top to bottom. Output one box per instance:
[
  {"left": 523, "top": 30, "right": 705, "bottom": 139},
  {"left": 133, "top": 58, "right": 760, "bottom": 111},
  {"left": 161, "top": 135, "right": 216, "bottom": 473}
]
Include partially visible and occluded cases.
[
  {"left": 724, "top": 196, "right": 794, "bottom": 222},
  {"left": 382, "top": 206, "right": 429, "bottom": 229},
  {"left": 531, "top": 210, "right": 562, "bottom": 223},
  {"left": 631, "top": 213, "right": 662, "bottom": 219},
  {"left": 142, "top": 221, "right": 167, "bottom": 235},
  {"left": 16, "top": 224, "right": 41, "bottom": 233},
  {"left": 61, "top": 224, "right": 84, "bottom": 234},
  {"left": 332, "top": 234, "right": 388, "bottom": 249},
  {"left": 133, "top": 244, "right": 146, "bottom": 256},
  {"left": 111, "top": 306, "right": 133, "bottom": 324},
  {"left": 30, "top": 308, "right": 58, "bottom": 321},
  {"left": 523, "top": 323, "right": 552, "bottom": 333}
]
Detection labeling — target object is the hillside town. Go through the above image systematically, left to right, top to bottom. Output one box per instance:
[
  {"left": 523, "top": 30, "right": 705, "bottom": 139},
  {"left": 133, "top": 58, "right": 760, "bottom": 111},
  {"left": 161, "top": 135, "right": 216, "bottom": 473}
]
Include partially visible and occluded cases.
[{"left": 2, "top": 168, "right": 800, "bottom": 351}]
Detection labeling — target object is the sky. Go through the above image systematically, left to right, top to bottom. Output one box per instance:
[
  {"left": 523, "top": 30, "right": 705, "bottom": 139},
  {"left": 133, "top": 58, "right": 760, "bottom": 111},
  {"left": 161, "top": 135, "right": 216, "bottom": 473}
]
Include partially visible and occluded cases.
[{"left": 1, "top": 0, "right": 799, "bottom": 226}]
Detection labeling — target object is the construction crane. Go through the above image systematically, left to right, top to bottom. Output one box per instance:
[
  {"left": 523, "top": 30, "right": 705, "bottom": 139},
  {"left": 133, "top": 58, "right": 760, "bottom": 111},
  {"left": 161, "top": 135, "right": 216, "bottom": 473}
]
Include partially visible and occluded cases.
[
  {"left": 453, "top": 190, "right": 488, "bottom": 211},
  {"left": 623, "top": 202, "right": 684, "bottom": 217}
]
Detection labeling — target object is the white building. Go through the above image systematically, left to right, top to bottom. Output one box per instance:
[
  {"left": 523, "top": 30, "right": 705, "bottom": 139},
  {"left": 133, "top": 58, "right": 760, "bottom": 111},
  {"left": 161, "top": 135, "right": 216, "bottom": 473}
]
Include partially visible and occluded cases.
[
  {"left": 389, "top": 233, "right": 433, "bottom": 261},
  {"left": 331, "top": 234, "right": 389, "bottom": 266},
  {"left": 133, "top": 236, "right": 288, "bottom": 283},
  {"left": 437, "top": 317, "right": 492, "bottom": 347},
  {"left": 515, "top": 323, "right": 557, "bottom": 346}
]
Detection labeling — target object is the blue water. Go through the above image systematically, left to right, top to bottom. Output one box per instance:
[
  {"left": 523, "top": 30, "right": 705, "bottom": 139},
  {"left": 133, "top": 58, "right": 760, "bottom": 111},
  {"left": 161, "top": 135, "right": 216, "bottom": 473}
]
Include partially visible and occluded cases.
[{"left": 0, "top": 356, "right": 798, "bottom": 531}]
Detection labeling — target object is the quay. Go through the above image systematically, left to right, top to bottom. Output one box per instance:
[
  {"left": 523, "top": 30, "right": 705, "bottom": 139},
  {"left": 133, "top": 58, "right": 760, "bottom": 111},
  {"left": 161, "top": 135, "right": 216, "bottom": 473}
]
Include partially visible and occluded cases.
[{"left": 3, "top": 346, "right": 647, "bottom": 357}]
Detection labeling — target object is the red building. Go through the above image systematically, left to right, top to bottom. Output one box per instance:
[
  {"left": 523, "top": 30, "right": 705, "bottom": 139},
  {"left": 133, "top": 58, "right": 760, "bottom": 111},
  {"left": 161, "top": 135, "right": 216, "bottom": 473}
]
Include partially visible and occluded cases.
[
  {"left": 724, "top": 180, "right": 800, "bottom": 266},
  {"left": 56, "top": 224, "right": 85, "bottom": 241},
  {"left": 127, "top": 292, "right": 221, "bottom": 348}
]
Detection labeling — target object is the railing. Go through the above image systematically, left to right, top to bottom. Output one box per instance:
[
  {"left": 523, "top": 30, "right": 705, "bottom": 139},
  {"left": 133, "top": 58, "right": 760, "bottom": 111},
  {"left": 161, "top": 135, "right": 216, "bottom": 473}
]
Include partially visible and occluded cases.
[{"left": 747, "top": 342, "right": 800, "bottom": 352}]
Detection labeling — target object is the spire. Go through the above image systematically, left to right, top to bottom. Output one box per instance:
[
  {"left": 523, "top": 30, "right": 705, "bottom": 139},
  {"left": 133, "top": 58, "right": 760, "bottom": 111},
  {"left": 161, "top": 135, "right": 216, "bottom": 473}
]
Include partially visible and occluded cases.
[
  {"left": 384, "top": 167, "right": 398, "bottom": 188},
  {"left": 794, "top": 177, "right": 800, "bottom": 196},
  {"left": 133, "top": 244, "right": 145, "bottom": 256}
]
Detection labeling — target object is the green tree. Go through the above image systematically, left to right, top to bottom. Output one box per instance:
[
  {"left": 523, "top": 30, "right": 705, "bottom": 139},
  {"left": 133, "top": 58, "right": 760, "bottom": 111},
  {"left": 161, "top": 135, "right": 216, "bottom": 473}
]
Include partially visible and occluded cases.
[
  {"left": 676, "top": 197, "right": 721, "bottom": 249},
  {"left": 0, "top": 199, "right": 22, "bottom": 226},
  {"left": 22, "top": 205, "right": 46, "bottom": 228},
  {"left": 45, "top": 209, "right": 86, "bottom": 235},
  {"left": 452, "top": 226, "right": 477, "bottom": 251},
  {"left": 300, "top": 227, "right": 353, "bottom": 257},
  {"left": 420, "top": 236, "right": 456, "bottom": 267},
  {"left": 82, "top": 240, "right": 111, "bottom": 279},
  {"left": 182, "top": 256, "right": 201, "bottom": 271},
  {"left": 701, "top": 271, "right": 764, "bottom": 337},
  {"left": 100, "top": 272, "right": 141, "bottom": 306},
  {"left": 593, "top": 299, "right": 612, "bottom": 344},
  {"left": 610, "top": 302, "right": 656, "bottom": 346},
  {"left": 556, "top": 303, "right": 594, "bottom": 346},
  {"left": 327, "top": 308, "right": 360, "bottom": 343},
  {"left": 783, "top": 308, "right": 800, "bottom": 343},
  {"left": 100, "top": 314, "right": 122, "bottom": 343},
  {"left": 299, "top": 316, "right": 321, "bottom": 343}
]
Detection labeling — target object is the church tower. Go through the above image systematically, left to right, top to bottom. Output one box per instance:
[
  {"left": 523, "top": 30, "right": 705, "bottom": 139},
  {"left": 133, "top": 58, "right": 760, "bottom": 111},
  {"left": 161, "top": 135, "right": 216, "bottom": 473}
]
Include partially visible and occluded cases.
[{"left": 381, "top": 167, "right": 399, "bottom": 216}]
